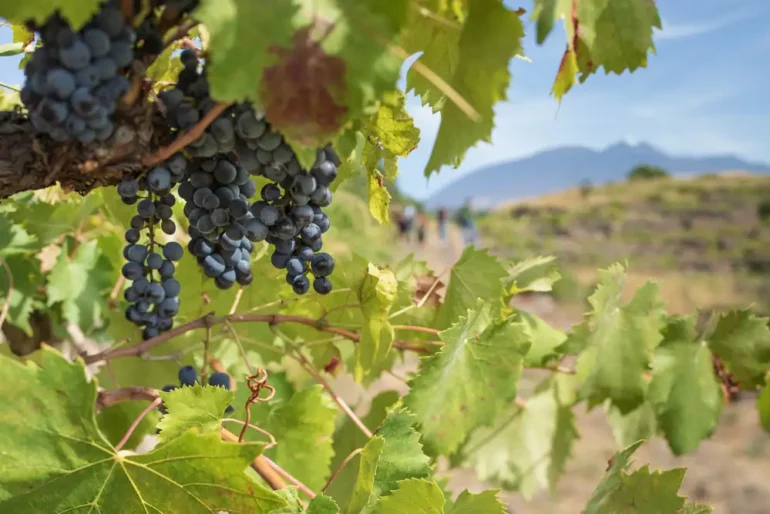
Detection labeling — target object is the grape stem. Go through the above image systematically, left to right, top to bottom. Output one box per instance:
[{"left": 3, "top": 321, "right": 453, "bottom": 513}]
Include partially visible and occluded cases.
[
  {"left": 142, "top": 102, "right": 228, "bottom": 166},
  {"left": 82, "top": 312, "right": 439, "bottom": 364},
  {"left": 288, "top": 338, "right": 374, "bottom": 439},
  {"left": 115, "top": 397, "right": 163, "bottom": 451},
  {"left": 221, "top": 418, "right": 276, "bottom": 448},
  {"left": 322, "top": 448, "right": 363, "bottom": 493}
]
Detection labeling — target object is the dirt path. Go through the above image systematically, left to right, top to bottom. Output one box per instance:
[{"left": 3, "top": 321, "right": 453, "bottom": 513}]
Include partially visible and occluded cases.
[{"left": 332, "top": 226, "right": 770, "bottom": 513}]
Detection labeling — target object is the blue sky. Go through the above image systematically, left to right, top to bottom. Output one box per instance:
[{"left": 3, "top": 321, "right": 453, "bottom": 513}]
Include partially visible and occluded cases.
[{"left": 2, "top": 0, "right": 768, "bottom": 200}]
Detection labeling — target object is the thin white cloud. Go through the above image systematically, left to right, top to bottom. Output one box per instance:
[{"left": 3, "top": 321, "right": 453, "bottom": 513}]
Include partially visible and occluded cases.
[{"left": 657, "top": 9, "right": 755, "bottom": 40}]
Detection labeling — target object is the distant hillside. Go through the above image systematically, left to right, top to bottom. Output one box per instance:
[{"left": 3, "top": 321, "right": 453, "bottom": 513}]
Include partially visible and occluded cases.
[
  {"left": 423, "top": 142, "right": 770, "bottom": 209},
  {"left": 478, "top": 173, "right": 770, "bottom": 315}
]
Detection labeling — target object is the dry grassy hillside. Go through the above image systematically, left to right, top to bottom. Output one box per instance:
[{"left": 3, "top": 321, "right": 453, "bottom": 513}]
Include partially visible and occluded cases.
[{"left": 479, "top": 172, "right": 770, "bottom": 314}]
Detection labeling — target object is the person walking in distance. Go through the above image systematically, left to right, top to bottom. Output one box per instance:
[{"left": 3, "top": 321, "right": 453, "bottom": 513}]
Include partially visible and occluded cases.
[
  {"left": 457, "top": 198, "right": 478, "bottom": 245},
  {"left": 403, "top": 204, "right": 416, "bottom": 242},
  {"left": 437, "top": 206, "right": 448, "bottom": 242},
  {"left": 416, "top": 208, "right": 427, "bottom": 247}
]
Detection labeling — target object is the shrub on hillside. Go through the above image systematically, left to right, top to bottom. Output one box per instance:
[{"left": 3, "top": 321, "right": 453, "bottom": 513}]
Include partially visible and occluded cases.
[{"left": 627, "top": 164, "right": 670, "bottom": 181}]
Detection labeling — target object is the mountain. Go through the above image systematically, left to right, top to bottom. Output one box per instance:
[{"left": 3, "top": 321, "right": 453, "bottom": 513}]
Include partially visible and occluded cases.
[{"left": 422, "top": 142, "right": 770, "bottom": 209}]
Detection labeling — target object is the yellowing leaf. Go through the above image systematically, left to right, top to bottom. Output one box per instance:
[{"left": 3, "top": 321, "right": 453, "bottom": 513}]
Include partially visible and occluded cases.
[
  {"left": 367, "top": 170, "right": 392, "bottom": 224},
  {"left": 356, "top": 264, "right": 398, "bottom": 381}
]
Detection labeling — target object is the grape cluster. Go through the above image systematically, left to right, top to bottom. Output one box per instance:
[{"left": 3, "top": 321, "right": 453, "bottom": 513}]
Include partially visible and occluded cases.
[
  {"left": 21, "top": 0, "right": 134, "bottom": 143},
  {"left": 160, "top": 55, "right": 263, "bottom": 290},
  {"left": 241, "top": 137, "right": 339, "bottom": 296},
  {"left": 118, "top": 161, "right": 186, "bottom": 340},
  {"left": 159, "top": 366, "right": 234, "bottom": 415}
]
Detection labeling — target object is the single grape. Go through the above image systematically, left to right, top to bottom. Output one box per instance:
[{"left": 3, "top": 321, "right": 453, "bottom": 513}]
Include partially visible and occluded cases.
[
  {"left": 59, "top": 39, "right": 92, "bottom": 70},
  {"left": 46, "top": 68, "right": 76, "bottom": 99},
  {"left": 147, "top": 167, "right": 172, "bottom": 192},
  {"left": 137, "top": 199, "right": 156, "bottom": 218},
  {"left": 162, "top": 242, "right": 184, "bottom": 261},
  {"left": 125, "top": 244, "right": 148, "bottom": 263},
  {"left": 147, "top": 252, "right": 163, "bottom": 269},
  {"left": 311, "top": 253, "right": 335, "bottom": 277},
  {"left": 286, "top": 257, "right": 305, "bottom": 277},
  {"left": 291, "top": 274, "right": 310, "bottom": 295},
  {"left": 313, "top": 276, "right": 332, "bottom": 295},
  {"left": 162, "top": 278, "right": 181, "bottom": 297},
  {"left": 178, "top": 365, "right": 198, "bottom": 386},
  {"left": 208, "top": 372, "right": 231, "bottom": 390}
]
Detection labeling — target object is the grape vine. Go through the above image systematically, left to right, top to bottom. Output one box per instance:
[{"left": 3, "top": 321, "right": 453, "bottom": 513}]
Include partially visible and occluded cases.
[{"left": 0, "top": 1, "right": 764, "bottom": 514}]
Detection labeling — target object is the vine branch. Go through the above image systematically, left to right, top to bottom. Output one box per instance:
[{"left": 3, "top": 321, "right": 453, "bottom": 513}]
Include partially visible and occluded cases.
[
  {"left": 142, "top": 103, "right": 228, "bottom": 166},
  {"left": 82, "top": 311, "right": 438, "bottom": 364}
]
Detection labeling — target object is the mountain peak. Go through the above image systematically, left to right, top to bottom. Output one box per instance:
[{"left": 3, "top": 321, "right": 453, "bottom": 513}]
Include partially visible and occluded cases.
[{"left": 422, "top": 142, "right": 770, "bottom": 209}]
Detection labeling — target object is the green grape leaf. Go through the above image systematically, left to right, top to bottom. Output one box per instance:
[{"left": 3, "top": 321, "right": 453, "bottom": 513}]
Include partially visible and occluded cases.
[
  {"left": 0, "top": 0, "right": 102, "bottom": 29},
  {"left": 195, "top": 0, "right": 296, "bottom": 102},
  {"left": 321, "top": 0, "right": 409, "bottom": 137},
  {"left": 422, "top": 0, "right": 524, "bottom": 176},
  {"left": 530, "top": 0, "right": 567, "bottom": 44},
  {"left": 535, "top": 0, "right": 660, "bottom": 100},
  {"left": 574, "top": 0, "right": 661, "bottom": 75},
  {"left": 400, "top": 1, "right": 461, "bottom": 113},
  {"left": 7, "top": 191, "right": 102, "bottom": 247},
  {"left": 0, "top": 215, "right": 38, "bottom": 256},
  {"left": 46, "top": 239, "right": 113, "bottom": 331},
  {"left": 435, "top": 246, "right": 507, "bottom": 330},
  {"left": 0, "top": 254, "right": 43, "bottom": 335},
  {"left": 504, "top": 255, "right": 562, "bottom": 294},
  {"left": 572, "top": 263, "right": 664, "bottom": 413},
  {"left": 356, "top": 264, "right": 398, "bottom": 381},
  {"left": 405, "top": 300, "right": 530, "bottom": 455},
  {"left": 708, "top": 309, "right": 770, "bottom": 388},
  {"left": 518, "top": 311, "right": 567, "bottom": 367},
  {"left": 648, "top": 317, "right": 723, "bottom": 455},
  {"left": 0, "top": 346, "right": 288, "bottom": 513},
  {"left": 462, "top": 374, "right": 578, "bottom": 498},
  {"left": 758, "top": 382, "right": 770, "bottom": 434},
  {"left": 156, "top": 384, "right": 234, "bottom": 443},
  {"left": 263, "top": 386, "right": 337, "bottom": 491},
  {"left": 326, "top": 391, "right": 400, "bottom": 510},
  {"left": 97, "top": 401, "right": 162, "bottom": 450},
  {"left": 606, "top": 402, "right": 657, "bottom": 449},
  {"left": 347, "top": 408, "right": 431, "bottom": 513},
  {"left": 348, "top": 436, "right": 386, "bottom": 514},
  {"left": 584, "top": 440, "right": 697, "bottom": 514},
  {"left": 584, "top": 440, "right": 644, "bottom": 511},
  {"left": 588, "top": 466, "right": 687, "bottom": 514},
  {"left": 372, "top": 479, "right": 445, "bottom": 513},
  {"left": 271, "top": 487, "right": 304, "bottom": 513},
  {"left": 446, "top": 489, "right": 507, "bottom": 514},
  {"left": 307, "top": 494, "right": 340, "bottom": 514}
]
